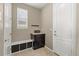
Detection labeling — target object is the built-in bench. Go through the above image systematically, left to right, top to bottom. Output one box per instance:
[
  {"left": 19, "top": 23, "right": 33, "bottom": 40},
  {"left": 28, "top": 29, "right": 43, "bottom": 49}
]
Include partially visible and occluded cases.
[{"left": 11, "top": 40, "right": 33, "bottom": 53}]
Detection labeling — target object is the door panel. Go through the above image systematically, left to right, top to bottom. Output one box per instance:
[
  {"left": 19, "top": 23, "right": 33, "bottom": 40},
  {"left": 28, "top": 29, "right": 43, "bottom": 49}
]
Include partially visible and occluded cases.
[{"left": 53, "top": 3, "right": 76, "bottom": 56}]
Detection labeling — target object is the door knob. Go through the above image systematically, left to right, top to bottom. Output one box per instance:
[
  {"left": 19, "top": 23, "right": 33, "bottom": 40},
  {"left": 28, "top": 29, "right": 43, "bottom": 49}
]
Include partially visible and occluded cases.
[
  {"left": 54, "top": 31, "right": 56, "bottom": 32},
  {"left": 54, "top": 34, "right": 56, "bottom": 36},
  {"left": 5, "top": 40, "right": 7, "bottom": 42}
]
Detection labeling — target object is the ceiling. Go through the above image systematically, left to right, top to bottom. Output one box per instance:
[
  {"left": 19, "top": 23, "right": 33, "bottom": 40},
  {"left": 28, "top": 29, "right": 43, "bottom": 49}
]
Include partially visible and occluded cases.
[{"left": 26, "top": 3, "right": 47, "bottom": 9}]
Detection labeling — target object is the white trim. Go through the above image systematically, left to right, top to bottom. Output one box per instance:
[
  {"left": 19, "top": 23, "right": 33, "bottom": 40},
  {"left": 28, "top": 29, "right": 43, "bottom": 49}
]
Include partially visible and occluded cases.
[
  {"left": 3, "top": 3, "right": 12, "bottom": 56},
  {"left": 72, "top": 4, "right": 77, "bottom": 56},
  {"left": 11, "top": 40, "right": 33, "bottom": 45},
  {"left": 45, "top": 46, "right": 59, "bottom": 56},
  {"left": 45, "top": 46, "right": 53, "bottom": 53},
  {"left": 52, "top": 50, "right": 64, "bottom": 56}
]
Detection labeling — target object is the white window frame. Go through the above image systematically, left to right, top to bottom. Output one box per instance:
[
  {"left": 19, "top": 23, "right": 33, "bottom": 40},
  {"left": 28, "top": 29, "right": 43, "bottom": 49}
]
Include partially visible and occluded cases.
[{"left": 17, "top": 8, "right": 28, "bottom": 29}]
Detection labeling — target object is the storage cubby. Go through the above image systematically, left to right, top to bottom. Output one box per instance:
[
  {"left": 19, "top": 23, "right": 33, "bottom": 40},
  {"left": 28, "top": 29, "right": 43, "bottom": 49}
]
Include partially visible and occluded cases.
[
  {"left": 11, "top": 41, "right": 33, "bottom": 53},
  {"left": 26, "top": 42, "right": 32, "bottom": 48},
  {"left": 20, "top": 43, "right": 26, "bottom": 50},
  {"left": 11, "top": 44, "right": 19, "bottom": 53}
]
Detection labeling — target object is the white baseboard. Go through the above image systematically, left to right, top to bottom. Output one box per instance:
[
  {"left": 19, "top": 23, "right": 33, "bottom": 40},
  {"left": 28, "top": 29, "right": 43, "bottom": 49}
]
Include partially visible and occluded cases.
[
  {"left": 45, "top": 46, "right": 59, "bottom": 56},
  {"left": 45, "top": 46, "right": 53, "bottom": 53}
]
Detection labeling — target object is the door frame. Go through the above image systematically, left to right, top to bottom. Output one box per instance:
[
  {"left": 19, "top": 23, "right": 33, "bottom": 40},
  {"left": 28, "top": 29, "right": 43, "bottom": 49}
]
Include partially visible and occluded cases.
[{"left": 3, "top": 3, "right": 12, "bottom": 56}]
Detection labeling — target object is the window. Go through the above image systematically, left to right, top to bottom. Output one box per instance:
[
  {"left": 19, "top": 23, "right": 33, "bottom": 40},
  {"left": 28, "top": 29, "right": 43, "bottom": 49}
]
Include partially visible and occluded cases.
[{"left": 17, "top": 8, "right": 28, "bottom": 29}]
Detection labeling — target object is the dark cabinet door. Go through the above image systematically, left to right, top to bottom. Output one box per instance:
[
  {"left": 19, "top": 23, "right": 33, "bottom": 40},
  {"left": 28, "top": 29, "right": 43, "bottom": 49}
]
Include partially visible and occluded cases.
[
  {"left": 33, "top": 34, "right": 45, "bottom": 50},
  {"left": 41, "top": 34, "right": 45, "bottom": 46},
  {"left": 33, "top": 41, "right": 40, "bottom": 49}
]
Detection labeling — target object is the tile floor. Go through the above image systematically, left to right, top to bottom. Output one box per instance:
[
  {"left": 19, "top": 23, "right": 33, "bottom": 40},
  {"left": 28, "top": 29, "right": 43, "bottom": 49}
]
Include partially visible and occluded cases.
[{"left": 12, "top": 47, "right": 58, "bottom": 56}]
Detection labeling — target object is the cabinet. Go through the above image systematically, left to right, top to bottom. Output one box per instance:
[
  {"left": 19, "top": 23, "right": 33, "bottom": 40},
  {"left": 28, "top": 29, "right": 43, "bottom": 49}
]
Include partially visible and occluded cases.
[{"left": 31, "top": 33, "right": 45, "bottom": 50}]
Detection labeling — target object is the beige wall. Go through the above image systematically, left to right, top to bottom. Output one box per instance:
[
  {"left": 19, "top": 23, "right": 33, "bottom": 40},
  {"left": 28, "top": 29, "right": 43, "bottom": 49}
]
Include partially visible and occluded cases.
[
  {"left": 12, "top": 3, "right": 41, "bottom": 42},
  {"left": 76, "top": 3, "right": 79, "bottom": 55},
  {"left": 0, "top": 4, "right": 4, "bottom": 56},
  {"left": 41, "top": 4, "right": 53, "bottom": 49}
]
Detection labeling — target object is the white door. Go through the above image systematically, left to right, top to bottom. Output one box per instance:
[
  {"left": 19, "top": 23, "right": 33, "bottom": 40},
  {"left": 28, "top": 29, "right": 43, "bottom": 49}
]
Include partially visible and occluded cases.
[
  {"left": 4, "top": 3, "right": 12, "bottom": 56},
  {"left": 53, "top": 3, "right": 76, "bottom": 56}
]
